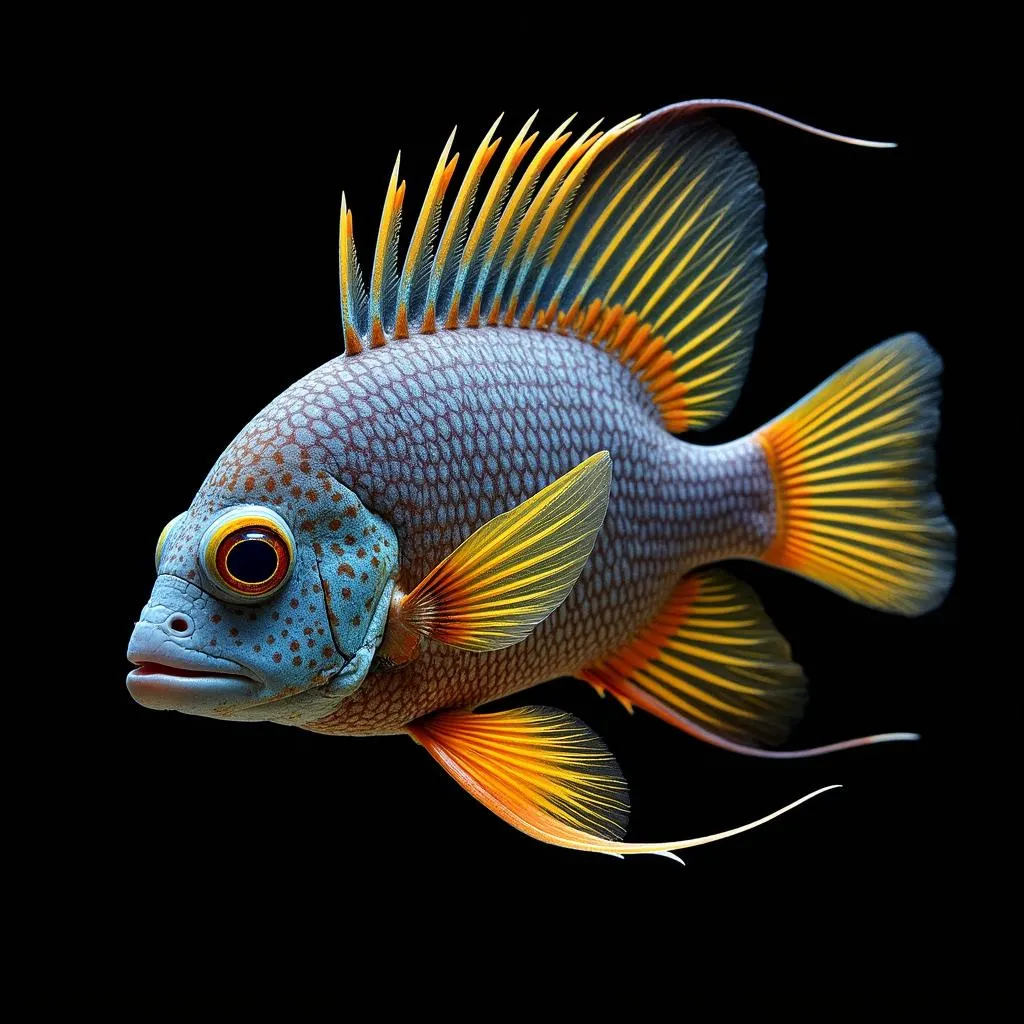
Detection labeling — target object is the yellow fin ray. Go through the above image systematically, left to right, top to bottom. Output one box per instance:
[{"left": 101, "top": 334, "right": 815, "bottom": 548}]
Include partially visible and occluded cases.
[
  {"left": 757, "top": 334, "right": 955, "bottom": 615},
  {"left": 396, "top": 452, "right": 611, "bottom": 652},
  {"left": 580, "top": 570, "right": 806, "bottom": 749},
  {"left": 408, "top": 705, "right": 842, "bottom": 859}
]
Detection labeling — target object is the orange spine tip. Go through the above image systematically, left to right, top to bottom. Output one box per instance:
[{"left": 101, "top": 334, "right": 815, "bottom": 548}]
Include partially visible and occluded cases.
[
  {"left": 579, "top": 298, "right": 603, "bottom": 336},
  {"left": 596, "top": 305, "right": 623, "bottom": 343},
  {"left": 394, "top": 306, "right": 409, "bottom": 340},
  {"left": 613, "top": 312, "right": 638, "bottom": 350},
  {"left": 621, "top": 323, "right": 652, "bottom": 363},
  {"left": 344, "top": 325, "right": 363, "bottom": 356},
  {"left": 639, "top": 349, "right": 675, "bottom": 381}
]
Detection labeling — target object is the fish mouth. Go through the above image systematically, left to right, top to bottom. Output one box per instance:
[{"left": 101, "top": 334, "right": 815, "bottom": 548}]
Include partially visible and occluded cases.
[{"left": 126, "top": 660, "right": 259, "bottom": 714}]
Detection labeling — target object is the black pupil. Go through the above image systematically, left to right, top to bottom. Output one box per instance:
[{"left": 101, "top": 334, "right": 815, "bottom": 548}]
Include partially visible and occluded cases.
[{"left": 226, "top": 536, "right": 279, "bottom": 584}]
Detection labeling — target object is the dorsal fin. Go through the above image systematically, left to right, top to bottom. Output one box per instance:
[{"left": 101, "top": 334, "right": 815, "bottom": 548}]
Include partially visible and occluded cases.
[{"left": 340, "top": 100, "right": 894, "bottom": 432}]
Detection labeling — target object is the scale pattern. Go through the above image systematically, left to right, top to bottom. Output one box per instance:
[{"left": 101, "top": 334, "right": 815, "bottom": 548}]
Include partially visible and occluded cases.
[{"left": 193, "top": 328, "right": 774, "bottom": 734}]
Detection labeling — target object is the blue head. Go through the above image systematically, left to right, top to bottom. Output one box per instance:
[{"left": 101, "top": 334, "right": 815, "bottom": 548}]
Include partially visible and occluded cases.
[{"left": 127, "top": 450, "right": 399, "bottom": 725}]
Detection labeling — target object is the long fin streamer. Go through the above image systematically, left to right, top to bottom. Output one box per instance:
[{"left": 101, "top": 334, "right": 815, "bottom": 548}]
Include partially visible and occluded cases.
[{"left": 409, "top": 705, "right": 843, "bottom": 858}]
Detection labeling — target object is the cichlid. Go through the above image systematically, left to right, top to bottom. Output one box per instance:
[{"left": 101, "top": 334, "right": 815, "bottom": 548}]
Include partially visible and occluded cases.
[{"left": 127, "top": 100, "right": 954, "bottom": 861}]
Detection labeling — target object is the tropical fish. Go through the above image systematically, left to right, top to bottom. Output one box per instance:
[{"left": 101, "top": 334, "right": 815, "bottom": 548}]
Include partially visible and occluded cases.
[{"left": 127, "top": 99, "right": 954, "bottom": 862}]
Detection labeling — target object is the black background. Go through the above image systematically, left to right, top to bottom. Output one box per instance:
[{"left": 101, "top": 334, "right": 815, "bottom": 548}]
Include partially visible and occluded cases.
[{"left": 90, "top": 51, "right": 987, "bottom": 935}]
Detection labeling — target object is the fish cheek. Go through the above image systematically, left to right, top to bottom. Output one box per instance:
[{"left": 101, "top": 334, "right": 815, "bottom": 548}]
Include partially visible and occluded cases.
[
  {"left": 313, "top": 503, "right": 399, "bottom": 661},
  {"left": 202, "top": 563, "right": 338, "bottom": 694}
]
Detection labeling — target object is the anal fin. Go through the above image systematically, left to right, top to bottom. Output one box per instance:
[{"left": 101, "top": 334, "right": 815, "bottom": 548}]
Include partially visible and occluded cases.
[{"left": 579, "top": 569, "right": 917, "bottom": 758}]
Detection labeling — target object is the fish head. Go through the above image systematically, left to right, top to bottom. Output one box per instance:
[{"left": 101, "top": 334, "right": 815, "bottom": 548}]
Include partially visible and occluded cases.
[{"left": 127, "top": 458, "right": 399, "bottom": 724}]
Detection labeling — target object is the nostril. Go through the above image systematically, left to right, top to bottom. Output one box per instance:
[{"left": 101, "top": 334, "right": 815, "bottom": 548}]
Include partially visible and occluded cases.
[{"left": 161, "top": 613, "right": 195, "bottom": 637}]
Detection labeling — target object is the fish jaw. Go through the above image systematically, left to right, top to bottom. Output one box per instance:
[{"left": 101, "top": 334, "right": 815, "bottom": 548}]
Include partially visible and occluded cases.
[
  {"left": 126, "top": 614, "right": 261, "bottom": 715},
  {"left": 126, "top": 661, "right": 258, "bottom": 715}
]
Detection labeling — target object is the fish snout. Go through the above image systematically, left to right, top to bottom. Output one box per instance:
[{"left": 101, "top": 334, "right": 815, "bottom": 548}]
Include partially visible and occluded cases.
[{"left": 126, "top": 578, "right": 257, "bottom": 715}]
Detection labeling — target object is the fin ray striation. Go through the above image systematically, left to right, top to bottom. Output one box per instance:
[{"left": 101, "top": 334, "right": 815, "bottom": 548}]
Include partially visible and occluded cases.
[{"left": 340, "top": 102, "right": 770, "bottom": 433}]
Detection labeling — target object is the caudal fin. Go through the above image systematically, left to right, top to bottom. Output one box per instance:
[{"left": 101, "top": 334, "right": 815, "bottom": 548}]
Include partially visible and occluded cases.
[{"left": 756, "top": 334, "right": 954, "bottom": 615}]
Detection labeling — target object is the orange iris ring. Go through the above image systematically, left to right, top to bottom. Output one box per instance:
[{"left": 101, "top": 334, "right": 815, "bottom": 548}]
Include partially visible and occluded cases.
[
  {"left": 201, "top": 509, "right": 295, "bottom": 602},
  {"left": 214, "top": 527, "right": 290, "bottom": 597}
]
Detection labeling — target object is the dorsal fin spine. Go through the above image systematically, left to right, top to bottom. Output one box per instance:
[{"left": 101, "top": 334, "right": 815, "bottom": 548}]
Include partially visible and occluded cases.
[
  {"left": 448, "top": 113, "right": 539, "bottom": 330},
  {"left": 423, "top": 115, "right": 503, "bottom": 333},
  {"left": 513, "top": 116, "right": 640, "bottom": 322},
  {"left": 480, "top": 121, "right": 576, "bottom": 325},
  {"left": 490, "top": 122, "right": 605, "bottom": 326},
  {"left": 498, "top": 123, "right": 607, "bottom": 327},
  {"left": 394, "top": 127, "right": 457, "bottom": 339},
  {"left": 443, "top": 136, "right": 504, "bottom": 330},
  {"left": 533, "top": 136, "right": 656, "bottom": 321},
  {"left": 369, "top": 153, "right": 404, "bottom": 348},
  {"left": 338, "top": 195, "right": 366, "bottom": 356}
]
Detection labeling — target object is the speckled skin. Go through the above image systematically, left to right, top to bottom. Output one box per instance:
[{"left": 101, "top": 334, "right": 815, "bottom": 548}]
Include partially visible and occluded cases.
[{"left": 171, "top": 327, "right": 776, "bottom": 735}]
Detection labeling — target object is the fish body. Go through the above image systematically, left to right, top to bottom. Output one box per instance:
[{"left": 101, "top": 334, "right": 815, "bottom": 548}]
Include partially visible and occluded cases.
[
  {"left": 128, "top": 100, "right": 954, "bottom": 859},
  {"left": 198, "top": 327, "right": 772, "bottom": 734}
]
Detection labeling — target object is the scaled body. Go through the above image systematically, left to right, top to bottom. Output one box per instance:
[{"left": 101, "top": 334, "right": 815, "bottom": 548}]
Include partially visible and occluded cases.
[{"left": 224, "top": 328, "right": 771, "bottom": 733}]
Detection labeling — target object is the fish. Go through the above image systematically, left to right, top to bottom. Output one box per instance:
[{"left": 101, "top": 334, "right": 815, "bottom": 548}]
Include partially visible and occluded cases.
[{"left": 127, "top": 99, "right": 955, "bottom": 862}]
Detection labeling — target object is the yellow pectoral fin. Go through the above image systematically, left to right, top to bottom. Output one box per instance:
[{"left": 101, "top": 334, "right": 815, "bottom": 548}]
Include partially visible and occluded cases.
[
  {"left": 397, "top": 451, "right": 612, "bottom": 652},
  {"left": 407, "top": 706, "right": 841, "bottom": 860}
]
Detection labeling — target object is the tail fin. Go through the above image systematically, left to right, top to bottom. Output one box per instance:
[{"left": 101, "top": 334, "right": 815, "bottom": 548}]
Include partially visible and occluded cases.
[{"left": 756, "top": 334, "right": 955, "bottom": 615}]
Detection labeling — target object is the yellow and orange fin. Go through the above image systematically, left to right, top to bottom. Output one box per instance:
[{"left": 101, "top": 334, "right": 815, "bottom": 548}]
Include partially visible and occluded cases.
[
  {"left": 337, "top": 101, "right": 892, "bottom": 434},
  {"left": 338, "top": 193, "right": 367, "bottom": 355},
  {"left": 756, "top": 333, "right": 955, "bottom": 615},
  {"left": 395, "top": 452, "right": 612, "bottom": 652},
  {"left": 579, "top": 569, "right": 920, "bottom": 758},
  {"left": 580, "top": 570, "right": 806, "bottom": 747},
  {"left": 408, "top": 705, "right": 841, "bottom": 859}
]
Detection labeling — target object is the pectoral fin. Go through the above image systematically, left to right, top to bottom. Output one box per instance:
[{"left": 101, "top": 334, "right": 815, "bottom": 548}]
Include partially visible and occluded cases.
[
  {"left": 393, "top": 452, "right": 612, "bottom": 653},
  {"left": 408, "top": 705, "right": 840, "bottom": 859}
]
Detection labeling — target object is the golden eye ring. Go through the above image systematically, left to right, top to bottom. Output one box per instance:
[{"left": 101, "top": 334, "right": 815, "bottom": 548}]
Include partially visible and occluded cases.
[
  {"left": 199, "top": 505, "right": 295, "bottom": 602},
  {"left": 155, "top": 512, "right": 186, "bottom": 570}
]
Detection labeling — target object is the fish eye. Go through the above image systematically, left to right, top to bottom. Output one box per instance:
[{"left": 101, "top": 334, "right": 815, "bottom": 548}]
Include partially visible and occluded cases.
[
  {"left": 200, "top": 505, "right": 295, "bottom": 602},
  {"left": 155, "top": 512, "right": 186, "bottom": 570}
]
